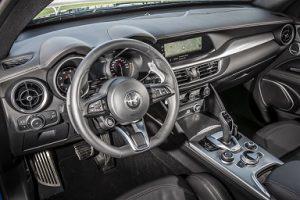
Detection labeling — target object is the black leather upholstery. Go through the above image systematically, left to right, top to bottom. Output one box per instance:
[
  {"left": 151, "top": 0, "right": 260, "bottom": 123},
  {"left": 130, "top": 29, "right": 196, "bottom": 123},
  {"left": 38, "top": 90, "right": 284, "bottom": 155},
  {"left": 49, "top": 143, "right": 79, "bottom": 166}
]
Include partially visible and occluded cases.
[
  {"left": 254, "top": 121, "right": 300, "bottom": 159},
  {"left": 265, "top": 161, "right": 300, "bottom": 200},
  {"left": 116, "top": 173, "right": 232, "bottom": 200}
]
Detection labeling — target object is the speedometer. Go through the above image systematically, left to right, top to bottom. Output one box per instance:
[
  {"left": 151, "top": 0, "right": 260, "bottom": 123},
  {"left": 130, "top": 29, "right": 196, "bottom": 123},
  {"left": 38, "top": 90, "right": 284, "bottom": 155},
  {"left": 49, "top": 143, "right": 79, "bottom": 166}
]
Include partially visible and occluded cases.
[{"left": 110, "top": 57, "right": 133, "bottom": 77}]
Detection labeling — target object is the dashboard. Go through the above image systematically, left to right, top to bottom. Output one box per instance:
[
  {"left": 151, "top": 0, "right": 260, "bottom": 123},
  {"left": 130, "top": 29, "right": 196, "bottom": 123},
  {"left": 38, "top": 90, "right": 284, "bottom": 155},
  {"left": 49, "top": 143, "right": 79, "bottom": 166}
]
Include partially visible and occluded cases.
[{"left": 0, "top": 5, "right": 294, "bottom": 155}]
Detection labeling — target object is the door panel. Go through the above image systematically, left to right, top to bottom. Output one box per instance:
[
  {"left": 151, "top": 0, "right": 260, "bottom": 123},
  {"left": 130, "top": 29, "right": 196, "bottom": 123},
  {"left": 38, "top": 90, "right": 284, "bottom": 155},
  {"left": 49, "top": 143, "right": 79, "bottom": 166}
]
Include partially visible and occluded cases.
[{"left": 258, "top": 59, "right": 300, "bottom": 119}]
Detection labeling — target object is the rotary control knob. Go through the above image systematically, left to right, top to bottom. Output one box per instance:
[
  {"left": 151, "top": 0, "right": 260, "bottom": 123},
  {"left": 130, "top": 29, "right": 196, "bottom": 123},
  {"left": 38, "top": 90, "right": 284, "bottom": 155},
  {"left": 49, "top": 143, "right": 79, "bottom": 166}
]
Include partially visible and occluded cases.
[
  {"left": 202, "top": 86, "right": 211, "bottom": 98},
  {"left": 193, "top": 104, "right": 201, "bottom": 112},
  {"left": 29, "top": 116, "right": 45, "bottom": 130},
  {"left": 244, "top": 141, "right": 258, "bottom": 151},
  {"left": 221, "top": 150, "right": 234, "bottom": 164},
  {"left": 241, "top": 150, "right": 262, "bottom": 165}
]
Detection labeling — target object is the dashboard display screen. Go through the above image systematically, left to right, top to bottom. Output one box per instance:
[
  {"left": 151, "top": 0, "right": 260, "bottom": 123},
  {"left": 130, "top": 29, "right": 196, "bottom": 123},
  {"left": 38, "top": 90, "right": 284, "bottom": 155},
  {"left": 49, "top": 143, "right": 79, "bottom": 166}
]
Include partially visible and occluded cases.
[{"left": 164, "top": 37, "right": 202, "bottom": 58}]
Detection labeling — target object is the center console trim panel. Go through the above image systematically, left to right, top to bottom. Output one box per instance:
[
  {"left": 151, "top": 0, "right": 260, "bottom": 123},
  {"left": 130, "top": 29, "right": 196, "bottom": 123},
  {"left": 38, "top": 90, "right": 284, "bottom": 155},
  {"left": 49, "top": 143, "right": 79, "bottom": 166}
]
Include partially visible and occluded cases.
[{"left": 187, "top": 132, "right": 283, "bottom": 200}]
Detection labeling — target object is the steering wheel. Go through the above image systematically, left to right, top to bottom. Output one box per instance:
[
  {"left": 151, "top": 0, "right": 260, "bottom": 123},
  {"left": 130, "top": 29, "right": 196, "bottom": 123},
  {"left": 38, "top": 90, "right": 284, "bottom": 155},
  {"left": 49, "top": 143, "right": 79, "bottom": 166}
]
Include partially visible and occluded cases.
[{"left": 66, "top": 39, "right": 179, "bottom": 158}]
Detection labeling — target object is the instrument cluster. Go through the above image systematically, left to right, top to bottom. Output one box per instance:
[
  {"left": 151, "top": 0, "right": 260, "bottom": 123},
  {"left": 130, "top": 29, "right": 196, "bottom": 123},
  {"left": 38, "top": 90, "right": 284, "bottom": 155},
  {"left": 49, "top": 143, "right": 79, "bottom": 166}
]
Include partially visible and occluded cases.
[{"left": 50, "top": 49, "right": 160, "bottom": 99}]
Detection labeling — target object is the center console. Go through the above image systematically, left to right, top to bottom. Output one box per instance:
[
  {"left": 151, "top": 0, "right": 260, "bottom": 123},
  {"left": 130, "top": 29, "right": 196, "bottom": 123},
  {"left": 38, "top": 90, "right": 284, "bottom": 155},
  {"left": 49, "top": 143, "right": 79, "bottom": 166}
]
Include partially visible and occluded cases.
[
  {"left": 174, "top": 84, "right": 283, "bottom": 200},
  {"left": 188, "top": 132, "right": 282, "bottom": 200}
]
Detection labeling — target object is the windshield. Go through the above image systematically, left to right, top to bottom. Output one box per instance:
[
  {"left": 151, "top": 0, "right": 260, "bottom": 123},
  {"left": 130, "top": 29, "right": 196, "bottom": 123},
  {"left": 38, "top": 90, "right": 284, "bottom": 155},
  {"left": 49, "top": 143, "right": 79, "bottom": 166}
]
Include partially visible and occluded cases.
[{"left": 33, "top": 0, "right": 251, "bottom": 24}]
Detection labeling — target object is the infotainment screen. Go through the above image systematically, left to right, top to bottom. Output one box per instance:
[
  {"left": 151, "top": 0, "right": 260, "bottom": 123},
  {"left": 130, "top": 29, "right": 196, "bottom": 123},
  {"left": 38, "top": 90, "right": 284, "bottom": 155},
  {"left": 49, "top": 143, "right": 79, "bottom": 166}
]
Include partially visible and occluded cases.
[{"left": 164, "top": 37, "right": 202, "bottom": 58}]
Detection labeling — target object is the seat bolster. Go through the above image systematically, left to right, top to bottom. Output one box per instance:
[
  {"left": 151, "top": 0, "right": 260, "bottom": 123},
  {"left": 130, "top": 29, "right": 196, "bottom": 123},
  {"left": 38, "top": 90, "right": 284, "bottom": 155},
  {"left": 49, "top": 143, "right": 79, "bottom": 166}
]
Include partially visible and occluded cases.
[{"left": 186, "top": 174, "right": 232, "bottom": 200}]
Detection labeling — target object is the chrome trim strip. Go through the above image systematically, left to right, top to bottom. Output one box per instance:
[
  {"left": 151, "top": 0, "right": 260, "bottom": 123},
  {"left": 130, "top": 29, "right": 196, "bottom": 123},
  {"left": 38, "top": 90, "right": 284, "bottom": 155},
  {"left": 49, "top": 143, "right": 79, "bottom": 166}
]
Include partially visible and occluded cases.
[
  {"left": 172, "top": 33, "right": 274, "bottom": 71},
  {"left": 115, "top": 119, "right": 150, "bottom": 152},
  {"left": 190, "top": 125, "right": 221, "bottom": 141}
]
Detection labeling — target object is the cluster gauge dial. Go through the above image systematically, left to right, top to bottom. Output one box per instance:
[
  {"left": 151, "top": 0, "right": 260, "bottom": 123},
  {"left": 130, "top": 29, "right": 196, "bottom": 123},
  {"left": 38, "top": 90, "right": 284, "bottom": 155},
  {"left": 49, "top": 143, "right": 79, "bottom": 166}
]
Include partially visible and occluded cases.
[
  {"left": 110, "top": 57, "right": 134, "bottom": 77},
  {"left": 56, "top": 66, "right": 76, "bottom": 95}
]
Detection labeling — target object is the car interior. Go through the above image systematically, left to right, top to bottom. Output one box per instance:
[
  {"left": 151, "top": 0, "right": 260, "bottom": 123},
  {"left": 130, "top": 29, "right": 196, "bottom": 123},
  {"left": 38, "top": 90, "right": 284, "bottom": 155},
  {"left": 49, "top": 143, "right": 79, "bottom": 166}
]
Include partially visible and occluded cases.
[{"left": 1, "top": 0, "right": 300, "bottom": 199}]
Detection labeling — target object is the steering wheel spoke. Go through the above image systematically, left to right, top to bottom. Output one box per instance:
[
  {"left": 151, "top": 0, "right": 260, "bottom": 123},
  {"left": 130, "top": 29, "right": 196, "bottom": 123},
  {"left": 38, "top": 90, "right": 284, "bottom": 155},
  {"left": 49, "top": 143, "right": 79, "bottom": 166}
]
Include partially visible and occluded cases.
[
  {"left": 146, "top": 84, "right": 175, "bottom": 104},
  {"left": 82, "top": 93, "right": 108, "bottom": 118},
  {"left": 115, "top": 119, "right": 150, "bottom": 152}
]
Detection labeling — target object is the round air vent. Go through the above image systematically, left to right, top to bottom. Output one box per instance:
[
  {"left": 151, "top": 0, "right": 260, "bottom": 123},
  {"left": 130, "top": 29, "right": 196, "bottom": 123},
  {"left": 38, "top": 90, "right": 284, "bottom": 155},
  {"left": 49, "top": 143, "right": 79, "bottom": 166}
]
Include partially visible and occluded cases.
[
  {"left": 279, "top": 24, "right": 294, "bottom": 45},
  {"left": 11, "top": 79, "right": 49, "bottom": 113}
]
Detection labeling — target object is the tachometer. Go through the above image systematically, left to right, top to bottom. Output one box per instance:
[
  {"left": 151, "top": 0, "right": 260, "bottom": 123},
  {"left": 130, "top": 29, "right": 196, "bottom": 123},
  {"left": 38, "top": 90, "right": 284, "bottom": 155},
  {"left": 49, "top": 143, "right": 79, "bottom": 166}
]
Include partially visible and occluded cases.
[
  {"left": 110, "top": 57, "right": 133, "bottom": 77},
  {"left": 56, "top": 67, "right": 76, "bottom": 95}
]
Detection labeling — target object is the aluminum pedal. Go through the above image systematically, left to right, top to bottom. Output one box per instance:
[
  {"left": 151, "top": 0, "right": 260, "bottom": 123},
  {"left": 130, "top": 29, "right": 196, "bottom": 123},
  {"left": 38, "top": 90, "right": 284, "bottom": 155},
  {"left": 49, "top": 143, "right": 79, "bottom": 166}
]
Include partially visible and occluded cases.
[
  {"left": 74, "top": 141, "right": 94, "bottom": 160},
  {"left": 30, "top": 151, "right": 61, "bottom": 187}
]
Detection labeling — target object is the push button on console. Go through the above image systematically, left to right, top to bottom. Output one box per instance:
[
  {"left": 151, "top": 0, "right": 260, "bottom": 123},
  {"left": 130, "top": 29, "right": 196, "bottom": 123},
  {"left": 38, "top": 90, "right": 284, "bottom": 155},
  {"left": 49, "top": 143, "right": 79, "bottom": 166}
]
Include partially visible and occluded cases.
[{"left": 221, "top": 150, "right": 234, "bottom": 164}]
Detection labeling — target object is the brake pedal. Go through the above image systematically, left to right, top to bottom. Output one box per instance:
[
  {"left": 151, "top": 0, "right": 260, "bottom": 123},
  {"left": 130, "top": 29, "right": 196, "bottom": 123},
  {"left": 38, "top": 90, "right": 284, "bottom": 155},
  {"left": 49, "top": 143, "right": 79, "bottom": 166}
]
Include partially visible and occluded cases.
[
  {"left": 74, "top": 141, "right": 95, "bottom": 160},
  {"left": 29, "top": 151, "right": 63, "bottom": 199}
]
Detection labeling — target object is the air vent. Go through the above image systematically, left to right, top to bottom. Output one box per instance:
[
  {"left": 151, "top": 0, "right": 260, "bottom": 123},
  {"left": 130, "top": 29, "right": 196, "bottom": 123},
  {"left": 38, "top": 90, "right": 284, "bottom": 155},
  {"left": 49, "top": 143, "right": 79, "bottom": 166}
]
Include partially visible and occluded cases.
[
  {"left": 280, "top": 24, "right": 294, "bottom": 45},
  {"left": 1, "top": 54, "right": 33, "bottom": 70},
  {"left": 174, "top": 60, "right": 220, "bottom": 85},
  {"left": 197, "top": 61, "right": 219, "bottom": 78},
  {"left": 174, "top": 70, "right": 189, "bottom": 84},
  {"left": 11, "top": 79, "right": 49, "bottom": 113}
]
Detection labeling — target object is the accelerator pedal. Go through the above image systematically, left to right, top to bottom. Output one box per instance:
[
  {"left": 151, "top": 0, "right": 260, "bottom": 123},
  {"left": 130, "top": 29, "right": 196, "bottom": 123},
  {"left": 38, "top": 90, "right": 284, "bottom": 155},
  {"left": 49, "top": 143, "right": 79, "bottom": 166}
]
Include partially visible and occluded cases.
[{"left": 29, "top": 151, "right": 63, "bottom": 199}]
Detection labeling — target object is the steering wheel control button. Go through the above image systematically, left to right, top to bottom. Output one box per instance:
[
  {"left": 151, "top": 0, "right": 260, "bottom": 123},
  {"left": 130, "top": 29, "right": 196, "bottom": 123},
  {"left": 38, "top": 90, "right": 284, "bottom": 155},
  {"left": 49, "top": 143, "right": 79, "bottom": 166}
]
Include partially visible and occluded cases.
[
  {"left": 150, "top": 86, "right": 172, "bottom": 103},
  {"left": 88, "top": 100, "right": 106, "bottom": 114},
  {"left": 29, "top": 116, "right": 45, "bottom": 130},
  {"left": 244, "top": 141, "right": 258, "bottom": 151},
  {"left": 221, "top": 150, "right": 234, "bottom": 164},
  {"left": 241, "top": 150, "right": 262, "bottom": 165}
]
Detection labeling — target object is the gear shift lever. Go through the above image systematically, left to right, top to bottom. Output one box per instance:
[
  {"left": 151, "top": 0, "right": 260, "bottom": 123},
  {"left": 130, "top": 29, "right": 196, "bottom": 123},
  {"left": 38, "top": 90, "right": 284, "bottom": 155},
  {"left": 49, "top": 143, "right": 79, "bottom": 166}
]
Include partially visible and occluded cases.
[
  {"left": 210, "top": 85, "right": 238, "bottom": 146},
  {"left": 218, "top": 111, "right": 237, "bottom": 145}
]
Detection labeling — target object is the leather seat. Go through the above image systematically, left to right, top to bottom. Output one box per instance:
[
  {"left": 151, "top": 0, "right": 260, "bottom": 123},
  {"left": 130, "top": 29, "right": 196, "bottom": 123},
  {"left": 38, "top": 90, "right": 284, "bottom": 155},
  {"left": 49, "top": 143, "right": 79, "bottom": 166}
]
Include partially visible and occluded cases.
[
  {"left": 254, "top": 121, "right": 300, "bottom": 161},
  {"left": 265, "top": 161, "right": 300, "bottom": 200},
  {"left": 116, "top": 173, "right": 232, "bottom": 200}
]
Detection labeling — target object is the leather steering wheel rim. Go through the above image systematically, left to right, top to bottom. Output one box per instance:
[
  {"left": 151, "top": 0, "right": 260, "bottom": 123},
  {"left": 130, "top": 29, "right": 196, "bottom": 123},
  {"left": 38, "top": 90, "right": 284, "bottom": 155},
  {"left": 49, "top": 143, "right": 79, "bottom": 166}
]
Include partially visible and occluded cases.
[{"left": 66, "top": 38, "right": 179, "bottom": 158}]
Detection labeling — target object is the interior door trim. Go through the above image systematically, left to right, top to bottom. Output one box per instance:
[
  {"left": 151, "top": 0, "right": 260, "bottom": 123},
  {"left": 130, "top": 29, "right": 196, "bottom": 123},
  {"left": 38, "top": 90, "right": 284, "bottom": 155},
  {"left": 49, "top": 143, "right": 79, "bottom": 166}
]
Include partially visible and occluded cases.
[{"left": 259, "top": 78, "right": 294, "bottom": 111}]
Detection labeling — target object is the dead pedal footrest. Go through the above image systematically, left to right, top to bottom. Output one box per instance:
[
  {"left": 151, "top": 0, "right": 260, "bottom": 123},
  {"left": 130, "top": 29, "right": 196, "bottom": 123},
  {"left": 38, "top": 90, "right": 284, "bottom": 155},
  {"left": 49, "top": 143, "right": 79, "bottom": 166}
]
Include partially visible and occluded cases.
[{"left": 29, "top": 151, "right": 63, "bottom": 199}]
